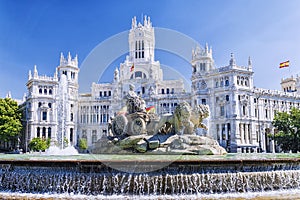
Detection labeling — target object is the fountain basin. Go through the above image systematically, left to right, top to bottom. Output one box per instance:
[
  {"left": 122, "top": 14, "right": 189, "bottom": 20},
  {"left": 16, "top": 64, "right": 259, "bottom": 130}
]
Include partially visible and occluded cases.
[{"left": 0, "top": 153, "right": 300, "bottom": 197}]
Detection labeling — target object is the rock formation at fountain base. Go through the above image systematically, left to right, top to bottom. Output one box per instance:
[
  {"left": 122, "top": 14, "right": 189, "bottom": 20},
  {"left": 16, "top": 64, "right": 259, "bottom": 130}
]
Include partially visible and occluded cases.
[{"left": 92, "top": 134, "right": 226, "bottom": 155}]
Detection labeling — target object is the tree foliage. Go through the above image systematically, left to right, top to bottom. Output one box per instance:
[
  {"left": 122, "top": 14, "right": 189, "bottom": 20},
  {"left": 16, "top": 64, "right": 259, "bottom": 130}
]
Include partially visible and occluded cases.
[
  {"left": 0, "top": 98, "right": 22, "bottom": 142},
  {"left": 272, "top": 107, "right": 300, "bottom": 153},
  {"left": 28, "top": 137, "right": 50, "bottom": 152},
  {"left": 79, "top": 138, "right": 88, "bottom": 150}
]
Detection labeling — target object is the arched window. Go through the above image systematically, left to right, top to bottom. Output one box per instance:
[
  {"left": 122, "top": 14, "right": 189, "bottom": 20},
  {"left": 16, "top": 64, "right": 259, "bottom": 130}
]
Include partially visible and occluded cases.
[
  {"left": 135, "top": 71, "right": 142, "bottom": 78},
  {"left": 241, "top": 77, "right": 244, "bottom": 86},
  {"left": 225, "top": 79, "right": 229, "bottom": 86},
  {"left": 39, "top": 89, "right": 42, "bottom": 94},
  {"left": 44, "top": 89, "right": 47, "bottom": 94},
  {"left": 49, "top": 89, "right": 52, "bottom": 95},
  {"left": 226, "top": 95, "right": 230, "bottom": 101},
  {"left": 38, "top": 102, "right": 42, "bottom": 107},
  {"left": 48, "top": 103, "right": 52, "bottom": 108},
  {"left": 70, "top": 128, "right": 73, "bottom": 143}
]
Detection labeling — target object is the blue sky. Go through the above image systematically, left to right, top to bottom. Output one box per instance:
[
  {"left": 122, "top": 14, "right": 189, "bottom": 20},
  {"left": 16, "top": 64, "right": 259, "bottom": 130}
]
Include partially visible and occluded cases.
[{"left": 1, "top": 0, "right": 300, "bottom": 99}]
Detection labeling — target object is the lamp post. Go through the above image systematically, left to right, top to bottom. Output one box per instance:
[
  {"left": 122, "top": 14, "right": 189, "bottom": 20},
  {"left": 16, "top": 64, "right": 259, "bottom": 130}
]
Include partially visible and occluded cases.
[{"left": 253, "top": 88, "right": 263, "bottom": 153}]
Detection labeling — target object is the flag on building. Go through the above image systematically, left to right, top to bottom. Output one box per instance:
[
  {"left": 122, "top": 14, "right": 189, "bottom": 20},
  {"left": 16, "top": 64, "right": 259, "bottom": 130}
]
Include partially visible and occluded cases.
[
  {"left": 279, "top": 60, "right": 290, "bottom": 68},
  {"left": 130, "top": 63, "right": 134, "bottom": 72},
  {"left": 146, "top": 105, "right": 155, "bottom": 113}
]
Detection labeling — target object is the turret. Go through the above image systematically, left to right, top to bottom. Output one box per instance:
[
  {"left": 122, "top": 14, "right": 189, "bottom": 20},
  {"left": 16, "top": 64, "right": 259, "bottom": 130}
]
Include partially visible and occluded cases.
[
  {"left": 191, "top": 44, "right": 214, "bottom": 74},
  {"left": 57, "top": 52, "right": 79, "bottom": 84},
  {"left": 60, "top": 52, "right": 78, "bottom": 68}
]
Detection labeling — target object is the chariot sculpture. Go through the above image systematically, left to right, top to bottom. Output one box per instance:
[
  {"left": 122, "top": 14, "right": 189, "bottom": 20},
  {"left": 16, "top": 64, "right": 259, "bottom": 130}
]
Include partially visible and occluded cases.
[{"left": 97, "top": 84, "right": 226, "bottom": 155}]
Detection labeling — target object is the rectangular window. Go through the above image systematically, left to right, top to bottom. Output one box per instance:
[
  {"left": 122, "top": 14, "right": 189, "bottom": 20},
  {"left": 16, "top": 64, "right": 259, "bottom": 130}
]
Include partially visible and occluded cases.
[
  {"left": 162, "top": 89, "right": 165, "bottom": 94},
  {"left": 99, "top": 91, "right": 102, "bottom": 97},
  {"left": 201, "top": 99, "right": 206, "bottom": 105},
  {"left": 42, "top": 111, "right": 47, "bottom": 121}
]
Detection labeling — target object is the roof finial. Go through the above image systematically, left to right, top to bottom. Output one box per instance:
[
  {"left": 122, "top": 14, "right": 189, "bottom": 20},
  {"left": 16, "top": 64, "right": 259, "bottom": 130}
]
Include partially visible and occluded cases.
[
  {"left": 144, "top": 15, "right": 147, "bottom": 26},
  {"left": 132, "top": 16, "right": 137, "bottom": 29},
  {"left": 205, "top": 43, "right": 209, "bottom": 53},
  {"left": 67, "top": 52, "right": 71, "bottom": 62},
  {"left": 229, "top": 53, "right": 236, "bottom": 66},
  {"left": 248, "top": 56, "right": 252, "bottom": 66},
  {"left": 34, "top": 65, "right": 38, "bottom": 78},
  {"left": 54, "top": 68, "right": 58, "bottom": 79},
  {"left": 28, "top": 70, "right": 32, "bottom": 80},
  {"left": 6, "top": 91, "right": 11, "bottom": 98}
]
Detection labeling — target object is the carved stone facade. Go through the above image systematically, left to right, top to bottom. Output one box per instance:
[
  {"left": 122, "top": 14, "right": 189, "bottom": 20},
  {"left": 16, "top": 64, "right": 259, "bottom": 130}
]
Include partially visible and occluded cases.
[{"left": 22, "top": 16, "right": 300, "bottom": 153}]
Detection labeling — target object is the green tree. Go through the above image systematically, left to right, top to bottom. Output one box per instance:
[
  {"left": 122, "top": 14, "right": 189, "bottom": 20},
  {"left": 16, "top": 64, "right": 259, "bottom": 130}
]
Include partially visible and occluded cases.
[
  {"left": 0, "top": 98, "right": 22, "bottom": 144},
  {"left": 272, "top": 107, "right": 300, "bottom": 152},
  {"left": 28, "top": 137, "right": 49, "bottom": 152},
  {"left": 79, "top": 138, "right": 88, "bottom": 150}
]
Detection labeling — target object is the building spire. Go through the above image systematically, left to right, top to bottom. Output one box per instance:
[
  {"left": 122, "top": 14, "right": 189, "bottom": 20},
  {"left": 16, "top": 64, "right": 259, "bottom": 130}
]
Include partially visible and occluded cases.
[
  {"left": 132, "top": 16, "right": 137, "bottom": 29},
  {"left": 205, "top": 43, "right": 209, "bottom": 53},
  {"left": 60, "top": 52, "right": 64, "bottom": 64},
  {"left": 68, "top": 52, "right": 72, "bottom": 62},
  {"left": 229, "top": 53, "right": 236, "bottom": 67},
  {"left": 248, "top": 56, "right": 252, "bottom": 70},
  {"left": 248, "top": 56, "right": 252, "bottom": 66},
  {"left": 33, "top": 65, "right": 38, "bottom": 78},
  {"left": 54, "top": 68, "right": 58, "bottom": 79},
  {"left": 28, "top": 70, "right": 32, "bottom": 80},
  {"left": 6, "top": 91, "right": 11, "bottom": 98}
]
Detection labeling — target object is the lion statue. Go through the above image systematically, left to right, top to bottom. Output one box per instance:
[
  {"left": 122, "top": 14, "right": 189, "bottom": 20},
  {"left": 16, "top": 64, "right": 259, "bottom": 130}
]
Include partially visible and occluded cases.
[{"left": 158, "top": 102, "right": 209, "bottom": 135}]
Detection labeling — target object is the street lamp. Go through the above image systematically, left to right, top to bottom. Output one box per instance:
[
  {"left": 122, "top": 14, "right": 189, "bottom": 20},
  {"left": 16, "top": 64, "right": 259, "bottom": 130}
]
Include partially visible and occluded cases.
[{"left": 253, "top": 87, "right": 264, "bottom": 153}]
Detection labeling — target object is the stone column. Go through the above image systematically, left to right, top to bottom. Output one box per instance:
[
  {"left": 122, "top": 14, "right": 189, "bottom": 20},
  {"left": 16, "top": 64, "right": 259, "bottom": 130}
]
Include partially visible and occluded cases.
[
  {"left": 240, "top": 123, "right": 244, "bottom": 144},
  {"left": 224, "top": 124, "right": 228, "bottom": 140},
  {"left": 245, "top": 124, "right": 249, "bottom": 144},
  {"left": 219, "top": 125, "right": 223, "bottom": 144},
  {"left": 271, "top": 128, "right": 275, "bottom": 153}
]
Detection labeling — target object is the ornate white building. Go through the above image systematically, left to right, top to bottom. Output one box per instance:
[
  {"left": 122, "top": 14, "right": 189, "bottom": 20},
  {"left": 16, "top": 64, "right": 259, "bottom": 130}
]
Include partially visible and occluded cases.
[
  {"left": 23, "top": 16, "right": 300, "bottom": 153},
  {"left": 25, "top": 53, "right": 79, "bottom": 149}
]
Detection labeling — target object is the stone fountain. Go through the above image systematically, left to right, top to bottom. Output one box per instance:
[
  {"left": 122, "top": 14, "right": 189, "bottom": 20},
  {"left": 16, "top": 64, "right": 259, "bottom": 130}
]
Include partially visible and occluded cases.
[
  {"left": 45, "top": 74, "right": 78, "bottom": 155},
  {"left": 92, "top": 85, "right": 226, "bottom": 155},
  {"left": 0, "top": 86, "right": 300, "bottom": 199}
]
